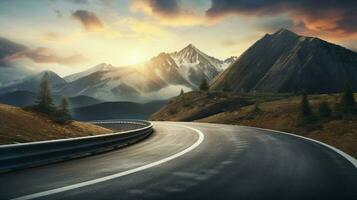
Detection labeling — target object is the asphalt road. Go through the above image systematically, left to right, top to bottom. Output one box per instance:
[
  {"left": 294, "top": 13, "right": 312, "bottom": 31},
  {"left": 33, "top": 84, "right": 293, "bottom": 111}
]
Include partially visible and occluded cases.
[{"left": 0, "top": 122, "right": 356, "bottom": 200}]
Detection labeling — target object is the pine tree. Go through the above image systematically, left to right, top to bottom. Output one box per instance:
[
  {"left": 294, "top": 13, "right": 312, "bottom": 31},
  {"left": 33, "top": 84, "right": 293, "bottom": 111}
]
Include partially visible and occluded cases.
[
  {"left": 35, "top": 73, "right": 54, "bottom": 114},
  {"left": 199, "top": 77, "right": 209, "bottom": 91},
  {"left": 337, "top": 82, "right": 356, "bottom": 117},
  {"left": 341, "top": 83, "right": 355, "bottom": 108},
  {"left": 180, "top": 88, "right": 184, "bottom": 96},
  {"left": 297, "top": 92, "right": 313, "bottom": 124},
  {"left": 300, "top": 92, "right": 312, "bottom": 117},
  {"left": 55, "top": 98, "right": 72, "bottom": 124},
  {"left": 318, "top": 101, "right": 331, "bottom": 118}
]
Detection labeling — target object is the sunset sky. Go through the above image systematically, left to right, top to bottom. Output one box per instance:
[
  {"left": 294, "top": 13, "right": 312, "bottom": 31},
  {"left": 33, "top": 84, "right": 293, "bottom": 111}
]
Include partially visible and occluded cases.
[{"left": 1, "top": 0, "right": 356, "bottom": 76}]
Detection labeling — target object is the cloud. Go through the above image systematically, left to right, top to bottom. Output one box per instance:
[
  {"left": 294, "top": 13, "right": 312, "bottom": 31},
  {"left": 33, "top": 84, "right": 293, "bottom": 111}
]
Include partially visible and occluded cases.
[
  {"left": 66, "top": 0, "right": 89, "bottom": 4},
  {"left": 130, "top": 0, "right": 205, "bottom": 26},
  {"left": 206, "top": 0, "right": 357, "bottom": 37},
  {"left": 55, "top": 10, "right": 63, "bottom": 18},
  {"left": 72, "top": 10, "right": 104, "bottom": 31},
  {"left": 115, "top": 17, "right": 173, "bottom": 39},
  {"left": 41, "top": 32, "right": 63, "bottom": 41},
  {"left": 221, "top": 39, "right": 239, "bottom": 47},
  {"left": 4, "top": 47, "right": 86, "bottom": 65}
]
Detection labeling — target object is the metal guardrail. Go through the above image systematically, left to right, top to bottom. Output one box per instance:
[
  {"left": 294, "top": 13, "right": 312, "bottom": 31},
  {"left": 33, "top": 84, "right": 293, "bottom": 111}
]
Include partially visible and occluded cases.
[{"left": 0, "top": 120, "right": 153, "bottom": 173}]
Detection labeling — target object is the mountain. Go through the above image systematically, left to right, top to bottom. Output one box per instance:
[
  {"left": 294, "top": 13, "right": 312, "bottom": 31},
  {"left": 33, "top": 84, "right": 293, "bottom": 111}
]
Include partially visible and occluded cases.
[
  {"left": 211, "top": 29, "right": 357, "bottom": 93},
  {"left": 0, "top": 44, "right": 236, "bottom": 103},
  {"left": 59, "top": 44, "right": 236, "bottom": 102},
  {"left": 169, "top": 44, "right": 231, "bottom": 86},
  {"left": 59, "top": 53, "right": 191, "bottom": 102},
  {"left": 223, "top": 56, "right": 238, "bottom": 65},
  {"left": 64, "top": 63, "right": 117, "bottom": 82},
  {"left": 0, "top": 66, "right": 33, "bottom": 86},
  {"left": 0, "top": 70, "right": 67, "bottom": 95},
  {"left": 0, "top": 90, "right": 102, "bottom": 108},
  {"left": 0, "top": 90, "right": 36, "bottom": 107},
  {"left": 68, "top": 95, "right": 103, "bottom": 108},
  {"left": 72, "top": 100, "right": 167, "bottom": 120}
]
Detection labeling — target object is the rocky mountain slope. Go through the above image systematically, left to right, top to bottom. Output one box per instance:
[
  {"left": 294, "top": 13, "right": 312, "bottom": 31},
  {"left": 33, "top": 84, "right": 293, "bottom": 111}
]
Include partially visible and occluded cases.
[{"left": 211, "top": 29, "right": 357, "bottom": 93}]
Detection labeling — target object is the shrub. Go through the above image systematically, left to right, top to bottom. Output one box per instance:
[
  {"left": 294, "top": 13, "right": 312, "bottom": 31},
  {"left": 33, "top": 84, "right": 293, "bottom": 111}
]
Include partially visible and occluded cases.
[
  {"left": 199, "top": 77, "right": 209, "bottom": 91},
  {"left": 335, "top": 83, "right": 357, "bottom": 118},
  {"left": 179, "top": 88, "right": 184, "bottom": 96},
  {"left": 297, "top": 92, "right": 315, "bottom": 125},
  {"left": 54, "top": 98, "right": 72, "bottom": 124},
  {"left": 318, "top": 101, "right": 331, "bottom": 118}
]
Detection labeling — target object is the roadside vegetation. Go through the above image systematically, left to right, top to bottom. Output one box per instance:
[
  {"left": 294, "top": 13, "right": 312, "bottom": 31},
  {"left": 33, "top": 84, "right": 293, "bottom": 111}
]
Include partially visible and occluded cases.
[
  {"left": 0, "top": 74, "right": 112, "bottom": 144},
  {"left": 29, "top": 74, "right": 72, "bottom": 124},
  {"left": 150, "top": 86, "right": 357, "bottom": 157}
]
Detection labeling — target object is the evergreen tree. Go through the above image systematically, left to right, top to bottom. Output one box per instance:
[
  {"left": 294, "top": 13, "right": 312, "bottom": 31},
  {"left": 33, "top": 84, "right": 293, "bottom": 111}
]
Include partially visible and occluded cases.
[
  {"left": 35, "top": 73, "right": 54, "bottom": 114},
  {"left": 199, "top": 77, "right": 209, "bottom": 91},
  {"left": 223, "top": 82, "right": 232, "bottom": 92},
  {"left": 337, "top": 83, "right": 356, "bottom": 117},
  {"left": 341, "top": 83, "right": 356, "bottom": 108},
  {"left": 180, "top": 88, "right": 184, "bottom": 96},
  {"left": 297, "top": 92, "right": 313, "bottom": 124},
  {"left": 300, "top": 92, "right": 312, "bottom": 117},
  {"left": 55, "top": 98, "right": 72, "bottom": 124},
  {"left": 318, "top": 101, "right": 331, "bottom": 118}
]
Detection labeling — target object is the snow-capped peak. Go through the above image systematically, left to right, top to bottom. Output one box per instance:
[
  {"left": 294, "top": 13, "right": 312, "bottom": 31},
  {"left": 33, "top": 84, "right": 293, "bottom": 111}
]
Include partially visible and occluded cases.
[
  {"left": 168, "top": 44, "right": 230, "bottom": 86},
  {"left": 64, "top": 63, "right": 117, "bottom": 82}
]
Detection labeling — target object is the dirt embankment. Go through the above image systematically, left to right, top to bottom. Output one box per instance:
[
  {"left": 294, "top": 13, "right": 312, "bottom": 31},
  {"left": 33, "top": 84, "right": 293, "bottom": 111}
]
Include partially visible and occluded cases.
[{"left": 0, "top": 104, "right": 112, "bottom": 144}]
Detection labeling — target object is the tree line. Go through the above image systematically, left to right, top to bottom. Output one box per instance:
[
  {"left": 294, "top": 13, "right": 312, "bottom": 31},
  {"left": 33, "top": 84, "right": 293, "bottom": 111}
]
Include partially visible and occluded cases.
[{"left": 298, "top": 83, "right": 357, "bottom": 125}]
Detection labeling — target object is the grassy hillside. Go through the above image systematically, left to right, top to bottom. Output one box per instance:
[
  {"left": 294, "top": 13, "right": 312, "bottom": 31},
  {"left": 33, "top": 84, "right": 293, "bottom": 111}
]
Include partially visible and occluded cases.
[
  {"left": 150, "top": 91, "right": 292, "bottom": 121},
  {"left": 150, "top": 92, "right": 357, "bottom": 157},
  {"left": 0, "top": 104, "right": 112, "bottom": 144}
]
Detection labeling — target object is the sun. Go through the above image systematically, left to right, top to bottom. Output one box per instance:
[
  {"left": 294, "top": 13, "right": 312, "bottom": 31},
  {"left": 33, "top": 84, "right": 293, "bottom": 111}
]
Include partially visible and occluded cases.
[{"left": 125, "top": 51, "right": 147, "bottom": 65}]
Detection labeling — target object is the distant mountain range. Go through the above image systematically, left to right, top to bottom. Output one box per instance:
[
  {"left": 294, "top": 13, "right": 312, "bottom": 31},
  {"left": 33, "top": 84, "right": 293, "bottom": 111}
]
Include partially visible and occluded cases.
[
  {"left": 1, "top": 28, "right": 357, "bottom": 113},
  {"left": 211, "top": 29, "right": 357, "bottom": 93},
  {"left": 0, "top": 44, "right": 236, "bottom": 102},
  {"left": 59, "top": 44, "right": 236, "bottom": 102},
  {"left": 0, "top": 90, "right": 102, "bottom": 108}
]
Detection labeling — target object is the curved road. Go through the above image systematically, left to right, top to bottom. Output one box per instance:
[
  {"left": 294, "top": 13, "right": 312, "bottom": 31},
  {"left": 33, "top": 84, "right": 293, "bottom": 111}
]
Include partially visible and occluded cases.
[{"left": 0, "top": 122, "right": 356, "bottom": 200}]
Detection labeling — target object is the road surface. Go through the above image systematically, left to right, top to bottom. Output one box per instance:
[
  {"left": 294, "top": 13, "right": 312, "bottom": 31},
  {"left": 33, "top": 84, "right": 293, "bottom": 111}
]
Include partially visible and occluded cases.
[{"left": 0, "top": 122, "right": 356, "bottom": 200}]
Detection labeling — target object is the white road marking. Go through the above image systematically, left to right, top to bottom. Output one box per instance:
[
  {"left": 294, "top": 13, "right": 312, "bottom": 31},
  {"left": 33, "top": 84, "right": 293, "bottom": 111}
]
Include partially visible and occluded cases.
[
  {"left": 11, "top": 124, "right": 205, "bottom": 200},
  {"left": 248, "top": 126, "right": 357, "bottom": 168}
]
